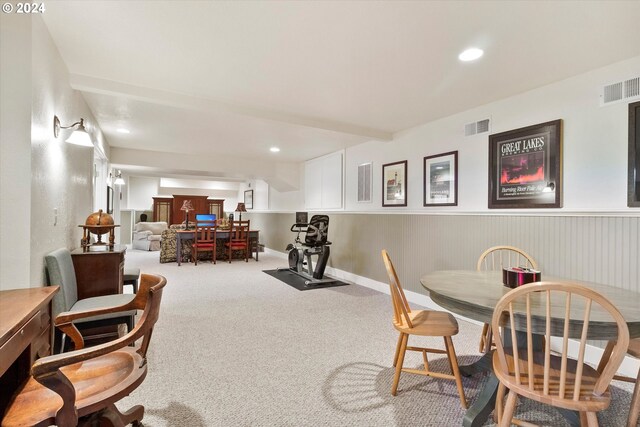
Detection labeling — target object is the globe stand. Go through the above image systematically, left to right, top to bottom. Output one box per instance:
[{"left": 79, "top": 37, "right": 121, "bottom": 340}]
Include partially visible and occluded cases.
[{"left": 79, "top": 225, "right": 119, "bottom": 251}]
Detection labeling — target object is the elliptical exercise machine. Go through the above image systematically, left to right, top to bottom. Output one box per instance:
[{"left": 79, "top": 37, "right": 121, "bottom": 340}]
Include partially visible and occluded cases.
[{"left": 282, "top": 214, "right": 334, "bottom": 285}]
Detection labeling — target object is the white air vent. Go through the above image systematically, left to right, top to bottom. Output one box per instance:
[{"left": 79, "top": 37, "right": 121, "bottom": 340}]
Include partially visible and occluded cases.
[
  {"left": 601, "top": 76, "right": 640, "bottom": 105},
  {"left": 464, "top": 118, "right": 491, "bottom": 136},
  {"left": 357, "top": 162, "right": 372, "bottom": 202}
]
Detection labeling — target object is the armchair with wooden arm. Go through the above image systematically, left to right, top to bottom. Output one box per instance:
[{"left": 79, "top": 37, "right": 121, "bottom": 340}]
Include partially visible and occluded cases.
[{"left": 1, "top": 273, "right": 167, "bottom": 427}]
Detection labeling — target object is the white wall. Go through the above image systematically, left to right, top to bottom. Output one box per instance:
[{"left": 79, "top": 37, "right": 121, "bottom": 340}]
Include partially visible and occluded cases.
[
  {"left": 0, "top": 13, "right": 32, "bottom": 288},
  {"left": 28, "top": 16, "right": 108, "bottom": 286},
  {"left": 341, "top": 56, "right": 640, "bottom": 214},
  {"left": 127, "top": 176, "right": 160, "bottom": 211},
  {"left": 237, "top": 179, "right": 269, "bottom": 211}
]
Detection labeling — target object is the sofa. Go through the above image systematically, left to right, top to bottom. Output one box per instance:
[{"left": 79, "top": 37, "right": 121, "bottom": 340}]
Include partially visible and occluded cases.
[{"left": 132, "top": 221, "right": 168, "bottom": 251}]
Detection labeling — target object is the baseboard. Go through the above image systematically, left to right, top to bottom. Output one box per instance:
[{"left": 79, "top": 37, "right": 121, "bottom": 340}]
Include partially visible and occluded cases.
[{"left": 266, "top": 248, "right": 639, "bottom": 378}]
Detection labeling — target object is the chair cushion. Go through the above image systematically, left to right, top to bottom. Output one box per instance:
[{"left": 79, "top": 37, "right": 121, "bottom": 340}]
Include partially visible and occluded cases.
[
  {"left": 148, "top": 234, "right": 162, "bottom": 241},
  {"left": 69, "top": 294, "right": 136, "bottom": 323}
]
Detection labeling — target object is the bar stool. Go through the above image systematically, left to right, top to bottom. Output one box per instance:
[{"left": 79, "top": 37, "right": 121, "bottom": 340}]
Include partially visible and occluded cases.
[{"left": 123, "top": 267, "right": 140, "bottom": 293}]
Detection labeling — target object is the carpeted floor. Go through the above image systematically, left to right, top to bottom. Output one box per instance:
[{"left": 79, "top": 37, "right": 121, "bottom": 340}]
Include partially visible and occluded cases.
[{"left": 117, "top": 250, "right": 635, "bottom": 426}]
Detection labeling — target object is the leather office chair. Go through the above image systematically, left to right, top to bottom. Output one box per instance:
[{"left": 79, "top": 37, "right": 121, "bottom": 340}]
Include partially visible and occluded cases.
[
  {"left": 476, "top": 245, "right": 538, "bottom": 353},
  {"left": 45, "top": 248, "right": 136, "bottom": 353},
  {"left": 1, "top": 274, "right": 167, "bottom": 427},
  {"left": 492, "top": 282, "right": 629, "bottom": 426}
]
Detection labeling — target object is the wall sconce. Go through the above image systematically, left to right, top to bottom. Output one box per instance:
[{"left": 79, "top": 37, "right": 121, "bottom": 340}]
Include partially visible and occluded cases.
[
  {"left": 53, "top": 115, "right": 94, "bottom": 147},
  {"left": 107, "top": 170, "right": 125, "bottom": 186},
  {"left": 113, "top": 170, "right": 125, "bottom": 186}
]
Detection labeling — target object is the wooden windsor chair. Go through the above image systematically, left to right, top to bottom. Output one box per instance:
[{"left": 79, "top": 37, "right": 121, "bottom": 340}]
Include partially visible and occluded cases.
[
  {"left": 477, "top": 246, "right": 538, "bottom": 353},
  {"left": 381, "top": 250, "right": 467, "bottom": 408},
  {"left": 492, "top": 282, "right": 629, "bottom": 427}
]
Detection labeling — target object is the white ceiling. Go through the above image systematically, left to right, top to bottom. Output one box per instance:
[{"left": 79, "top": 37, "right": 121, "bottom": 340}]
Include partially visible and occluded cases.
[{"left": 41, "top": 1, "right": 640, "bottom": 183}]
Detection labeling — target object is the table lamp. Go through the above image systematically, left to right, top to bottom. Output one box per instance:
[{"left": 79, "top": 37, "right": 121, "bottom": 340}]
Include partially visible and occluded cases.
[
  {"left": 180, "top": 200, "right": 194, "bottom": 228},
  {"left": 235, "top": 202, "right": 247, "bottom": 221}
]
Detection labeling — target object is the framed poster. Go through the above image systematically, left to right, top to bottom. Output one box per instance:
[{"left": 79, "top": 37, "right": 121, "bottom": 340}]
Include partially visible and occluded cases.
[
  {"left": 629, "top": 101, "right": 640, "bottom": 207},
  {"left": 488, "top": 119, "right": 562, "bottom": 209},
  {"left": 424, "top": 151, "right": 458, "bottom": 206},
  {"left": 382, "top": 160, "right": 407, "bottom": 207},
  {"left": 106, "top": 186, "right": 114, "bottom": 214},
  {"left": 244, "top": 189, "right": 254, "bottom": 209}
]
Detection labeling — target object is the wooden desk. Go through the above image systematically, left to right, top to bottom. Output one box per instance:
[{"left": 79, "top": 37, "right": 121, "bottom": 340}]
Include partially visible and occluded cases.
[
  {"left": 176, "top": 229, "right": 260, "bottom": 265},
  {"left": 71, "top": 245, "right": 125, "bottom": 299},
  {"left": 421, "top": 271, "right": 640, "bottom": 427},
  {"left": 0, "top": 287, "right": 58, "bottom": 416}
]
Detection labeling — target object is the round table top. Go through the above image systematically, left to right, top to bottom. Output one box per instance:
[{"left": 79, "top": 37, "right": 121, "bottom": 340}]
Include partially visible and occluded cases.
[{"left": 421, "top": 270, "right": 640, "bottom": 339}]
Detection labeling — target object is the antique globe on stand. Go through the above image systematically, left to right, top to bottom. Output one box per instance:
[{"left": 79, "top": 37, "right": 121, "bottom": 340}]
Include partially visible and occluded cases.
[{"left": 80, "top": 209, "right": 118, "bottom": 250}]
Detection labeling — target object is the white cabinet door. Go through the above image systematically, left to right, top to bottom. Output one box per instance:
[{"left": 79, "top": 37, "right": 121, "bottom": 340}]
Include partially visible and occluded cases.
[{"left": 304, "top": 151, "right": 343, "bottom": 210}]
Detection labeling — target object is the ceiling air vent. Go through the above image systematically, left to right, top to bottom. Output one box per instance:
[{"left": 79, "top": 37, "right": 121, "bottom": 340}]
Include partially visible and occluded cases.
[
  {"left": 601, "top": 76, "right": 640, "bottom": 105},
  {"left": 464, "top": 118, "right": 491, "bottom": 137}
]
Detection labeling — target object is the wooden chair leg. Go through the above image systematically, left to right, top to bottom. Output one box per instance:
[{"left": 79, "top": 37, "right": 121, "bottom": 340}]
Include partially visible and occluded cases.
[
  {"left": 479, "top": 323, "right": 489, "bottom": 352},
  {"left": 485, "top": 326, "right": 494, "bottom": 353},
  {"left": 391, "top": 333, "right": 408, "bottom": 396},
  {"left": 392, "top": 333, "right": 404, "bottom": 367},
  {"left": 445, "top": 336, "right": 467, "bottom": 409},
  {"left": 629, "top": 367, "right": 640, "bottom": 427},
  {"left": 495, "top": 383, "right": 506, "bottom": 423},
  {"left": 499, "top": 390, "right": 518, "bottom": 427},
  {"left": 579, "top": 411, "right": 590, "bottom": 427},
  {"left": 585, "top": 411, "right": 599, "bottom": 427}
]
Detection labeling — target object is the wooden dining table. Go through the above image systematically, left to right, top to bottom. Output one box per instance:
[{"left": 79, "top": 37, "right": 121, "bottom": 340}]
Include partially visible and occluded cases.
[{"left": 421, "top": 270, "right": 640, "bottom": 427}]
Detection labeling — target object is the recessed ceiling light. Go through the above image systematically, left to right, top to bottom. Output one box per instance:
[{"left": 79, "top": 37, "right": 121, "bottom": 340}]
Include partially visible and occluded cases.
[
  {"left": 458, "top": 48, "right": 484, "bottom": 62},
  {"left": 116, "top": 128, "right": 130, "bottom": 134},
  {"left": 270, "top": 147, "right": 280, "bottom": 153}
]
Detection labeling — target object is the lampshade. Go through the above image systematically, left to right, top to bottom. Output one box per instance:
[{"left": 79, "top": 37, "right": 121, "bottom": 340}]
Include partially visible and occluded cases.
[
  {"left": 65, "top": 125, "right": 94, "bottom": 147},
  {"left": 180, "top": 200, "right": 194, "bottom": 211},
  {"left": 235, "top": 203, "right": 247, "bottom": 212}
]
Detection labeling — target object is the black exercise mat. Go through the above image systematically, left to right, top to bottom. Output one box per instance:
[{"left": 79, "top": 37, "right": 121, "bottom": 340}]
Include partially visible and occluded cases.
[{"left": 263, "top": 269, "right": 349, "bottom": 291}]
